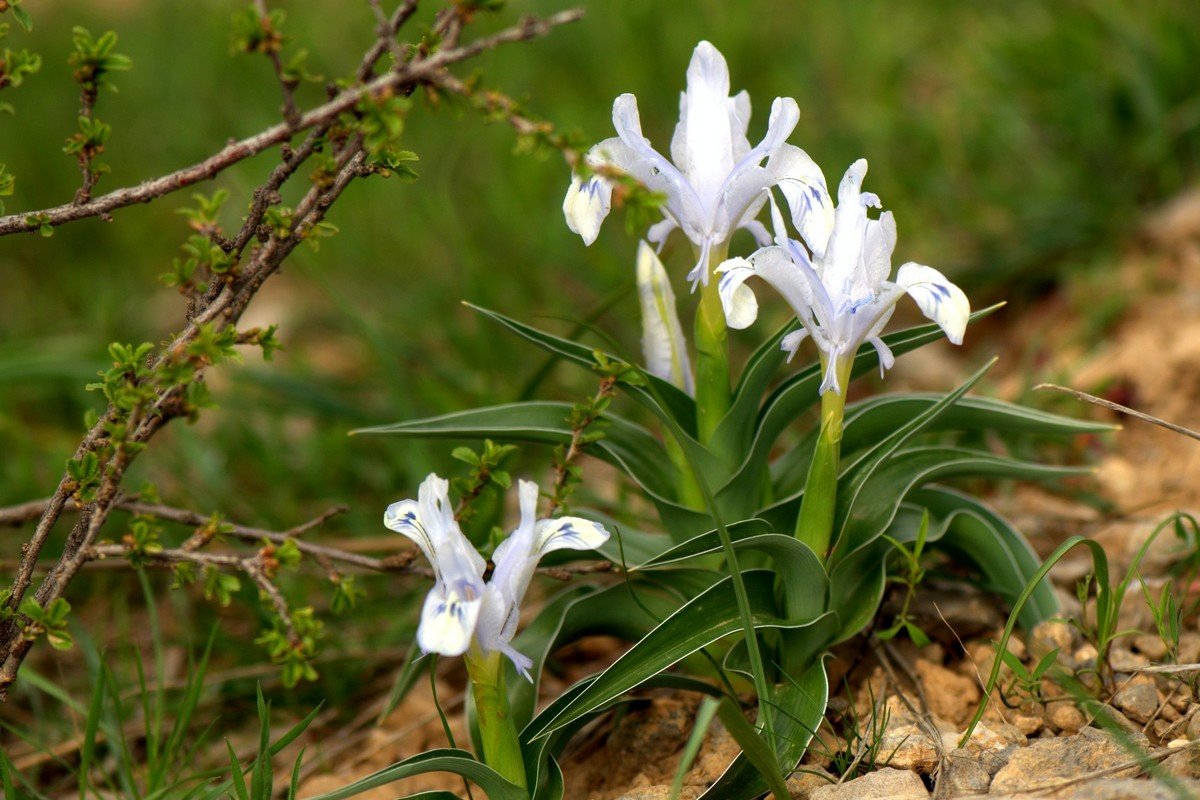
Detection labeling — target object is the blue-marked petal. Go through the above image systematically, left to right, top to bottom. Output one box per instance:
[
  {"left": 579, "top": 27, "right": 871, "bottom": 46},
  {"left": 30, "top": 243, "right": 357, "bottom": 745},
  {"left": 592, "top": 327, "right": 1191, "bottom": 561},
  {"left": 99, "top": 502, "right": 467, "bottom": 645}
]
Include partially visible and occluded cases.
[
  {"left": 637, "top": 241, "right": 694, "bottom": 394},
  {"left": 897, "top": 263, "right": 970, "bottom": 345},
  {"left": 533, "top": 516, "right": 611, "bottom": 555},
  {"left": 416, "top": 580, "right": 482, "bottom": 657}
]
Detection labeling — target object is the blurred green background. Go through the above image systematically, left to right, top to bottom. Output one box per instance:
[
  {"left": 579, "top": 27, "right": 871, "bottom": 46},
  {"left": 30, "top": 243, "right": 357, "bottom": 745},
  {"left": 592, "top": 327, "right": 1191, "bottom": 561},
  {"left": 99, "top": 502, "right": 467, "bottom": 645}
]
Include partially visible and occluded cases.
[{"left": 1, "top": 0, "right": 1198, "bottom": 728}]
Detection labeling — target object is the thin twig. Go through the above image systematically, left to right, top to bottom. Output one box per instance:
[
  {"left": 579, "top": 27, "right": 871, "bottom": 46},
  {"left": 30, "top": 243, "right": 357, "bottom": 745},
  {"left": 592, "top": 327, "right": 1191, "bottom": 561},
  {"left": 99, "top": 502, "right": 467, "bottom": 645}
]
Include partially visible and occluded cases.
[
  {"left": 0, "top": 9, "right": 585, "bottom": 237},
  {"left": 1035, "top": 383, "right": 1200, "bottom": 442}
]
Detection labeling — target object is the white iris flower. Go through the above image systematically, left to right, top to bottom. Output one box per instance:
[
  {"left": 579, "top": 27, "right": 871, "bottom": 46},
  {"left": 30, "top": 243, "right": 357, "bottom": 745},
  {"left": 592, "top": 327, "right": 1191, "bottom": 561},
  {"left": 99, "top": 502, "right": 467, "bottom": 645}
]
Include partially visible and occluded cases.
[
  {"left": 563, "top": 41, "right": 828, "bottom": 288},
  {"left": 716, "top": 159, "right": 970, "bottom": 395},
  {"left": 384, "top": 474, "right": 610, "bottom": 679}
]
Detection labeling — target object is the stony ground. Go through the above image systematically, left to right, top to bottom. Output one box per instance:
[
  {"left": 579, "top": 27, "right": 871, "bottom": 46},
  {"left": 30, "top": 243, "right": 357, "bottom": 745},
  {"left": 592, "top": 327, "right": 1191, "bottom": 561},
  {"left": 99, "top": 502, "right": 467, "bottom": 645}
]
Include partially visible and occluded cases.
[{"left": 300, "top": 192, "right": 1200, "bottom": 799}]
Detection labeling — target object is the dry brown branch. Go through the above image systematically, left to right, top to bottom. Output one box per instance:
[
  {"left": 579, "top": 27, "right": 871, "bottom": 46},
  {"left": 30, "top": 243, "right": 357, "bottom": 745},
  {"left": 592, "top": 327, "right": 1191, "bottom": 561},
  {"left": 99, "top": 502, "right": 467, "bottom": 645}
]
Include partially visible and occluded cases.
[
  {"left": 0, "top": 4, "right": 586, "bottom": 699},
  {"left": 0, "top": 8, "right": 584, "bottom": 238},
  {"left": 1035, "top": 382, "right": 1199, "bottom": 441}
]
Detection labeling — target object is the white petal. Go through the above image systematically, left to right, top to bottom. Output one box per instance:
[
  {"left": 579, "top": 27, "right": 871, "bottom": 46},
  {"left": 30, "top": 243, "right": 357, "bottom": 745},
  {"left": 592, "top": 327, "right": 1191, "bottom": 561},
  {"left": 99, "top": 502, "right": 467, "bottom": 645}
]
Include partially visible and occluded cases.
[
  {"left": 677, "top": 41, "right": 739, "bottom": 199},
  {"left": 611, "top": 95, "right": 703, "bottom": 230},
  {"left": 714, "top": 97, "right": 801, "bottom": 240},
  {"left": 770, "top": 144, "right": 834, "bottom": 258},
  {"left": 823, "top": 159, "right": 871, "bottom": 299},
  {"left": 563, "top": 174, "right": 612, "bottom": 246},
  {"left": 860, "top": 210, "right": 897, "bottom": 289},
  {"left": 646, "top": 218, "right": 677, "bottom": 249},
  {"left": 740, "top": 219, "right": 771, "bottom": 246},
  {"left": 637, "top": 241, "right": 694, "bottom": 394},
  {"left": 715, "top": 257, "right": 760, "bottom": 329},
  {"left": 896, "top": 263, "right": 970, "bottom": 345},
  {"left": 780, "top": 328, "right": 809, "bottom": 362},
  {"left": 868, "top": 335, "right": 896, "bottom": 375},
  {"left": 387, "top": 474, "right": 486, "bottom": 589},
  {"left": 487, "top": 480, "right": 541, "bottom": 635},
  {"left": 383, "top": 499, "right": 427, "bottom": 557},
  {"left": 533, "top": 516, "right": 611, "bottom": 555},
  {"left": 416, "top": 580, "right": 482, "bottom": 657},
  {"left": 472, "top": 584, "right": 516, "bottom": 655}
]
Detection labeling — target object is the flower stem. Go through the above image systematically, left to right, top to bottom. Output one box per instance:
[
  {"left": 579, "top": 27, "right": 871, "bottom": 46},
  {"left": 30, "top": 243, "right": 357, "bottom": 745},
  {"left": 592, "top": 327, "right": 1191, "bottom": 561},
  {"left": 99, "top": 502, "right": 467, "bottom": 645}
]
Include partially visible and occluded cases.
[
  {"left": 694, "top": 245, "right": 731, "bottom": 444},
  {"left": 794, "top": 358, "right": 851, "bottom": 559},
  {"left": 465, "top": 650, "right": 527, "bottom": 790}
]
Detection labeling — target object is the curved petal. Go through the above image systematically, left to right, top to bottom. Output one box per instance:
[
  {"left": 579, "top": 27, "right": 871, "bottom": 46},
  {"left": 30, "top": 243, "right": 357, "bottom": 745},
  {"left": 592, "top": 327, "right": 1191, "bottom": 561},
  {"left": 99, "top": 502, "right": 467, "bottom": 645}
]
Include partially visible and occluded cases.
[
  {"left": 611, "top": 94, "right": 704, "bottom": 227},
  {"left": 714, "top": 97, "right": 801, "bottom": 238},
  {"left": 769, "top": 144, "right": 834, "bottom": 258},
  {"left": 823, "top": 159, "right": 871, "bottom": 300},
  {"left": 563, "top": 174, "right": 613, "bottom": 246},
  {"left": 860, "top": 210, "right": 897, "bottom": 289},
  {"left": 647, "top": 218, "right": 677, "bottom": 250},
  {"left": 739, "top": 218, "right": 771, "bottom": 247},
  {"left": 637, "top": 241, "right": 694, "bottom": 394},
  {"left": 750, "top": 242, "right": 831, "bottom": 329},
  {"left": 715, "top": 257, "right": 760, "bottom": 329},
  {"left": 896, "top": 263, "right": 970, "bottom": 345},
  {"left": 780, "top": 328, "right": 810, "bottom": 362},
  {"left": 867, "top": 335, "right": 896, "bottom": 376},
  {"left": 384, "top": 474, "right": 486, "bottom": 585},
  {"left": 383, "top": 499, "right": 425, "bottom": 555},
  {"left": 533, "top": 516, "right": 611, "bottom": 555},
  {"left": 416, "top": 580, "right": 483, "bottom": 657}
]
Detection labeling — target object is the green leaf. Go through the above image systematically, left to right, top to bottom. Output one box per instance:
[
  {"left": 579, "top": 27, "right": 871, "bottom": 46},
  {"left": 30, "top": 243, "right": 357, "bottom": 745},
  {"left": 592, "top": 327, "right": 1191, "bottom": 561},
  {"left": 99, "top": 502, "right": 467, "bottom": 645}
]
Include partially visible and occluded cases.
[
  {"left": 12, "top": 4, "right": 33, "bottom": 31},
  {"left": 468, "top": 303, "right": 696, "bottom": 434},
  {"left": 718, "top": 304, "right": 1004, "bottom": 506},
  {"left": 710, "top": 318, "right": 798, "bottom": 464},
  {"left": 826, "top": 360, "right": 996, "bottom": 559},
  {"left": 773, "top": 393, "right": 1113, "bottom": 496},
  {"left": 354, "top": 401, "right": 681, "bottom": 502},
  {"left": 832, "top": 445, "right": 1079, "bottom": 563},
  {"left": 906, "top": 485, "right": 1061, "bottom": 627},
  {"left": 638, "top": 524, "right": 827, "bottom": 620},
  {"left": 509, "top": 570, "right": 718, "bottom": 728},
  {"left": 525, "top": 570, "right": 826, "bottom": 741},
  {"left": 699, "top": 660, "right": 828, "bottom": 800},
  {"left": 715, "top": 697, "right": 790, "bottom": 800},
  {"left": 305, "top": 749, "right": 527, "bottom": 800}
]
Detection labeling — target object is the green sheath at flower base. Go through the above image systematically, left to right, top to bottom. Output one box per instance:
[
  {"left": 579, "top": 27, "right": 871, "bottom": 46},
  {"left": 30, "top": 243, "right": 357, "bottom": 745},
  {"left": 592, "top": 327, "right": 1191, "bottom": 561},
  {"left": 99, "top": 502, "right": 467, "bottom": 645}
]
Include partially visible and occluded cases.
[
  {"left": 694, "top": 244, "right": 731, "bottom": 443},
  {"left": 794, "top": 359, "right": 850, "bottom": 558},
  {"left": 466, "top": 650, "right": 527, "bottom": 790}
]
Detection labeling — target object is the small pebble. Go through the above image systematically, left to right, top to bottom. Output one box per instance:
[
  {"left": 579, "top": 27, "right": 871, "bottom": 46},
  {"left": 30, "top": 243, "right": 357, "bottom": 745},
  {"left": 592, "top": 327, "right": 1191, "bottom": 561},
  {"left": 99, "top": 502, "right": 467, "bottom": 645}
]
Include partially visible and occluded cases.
[
  {"left": 1133, "top": 633, "right": 1170, "bottom": 661},
  {"left": 1046, "top": 701, "right": 1086, "bottom": 734}
]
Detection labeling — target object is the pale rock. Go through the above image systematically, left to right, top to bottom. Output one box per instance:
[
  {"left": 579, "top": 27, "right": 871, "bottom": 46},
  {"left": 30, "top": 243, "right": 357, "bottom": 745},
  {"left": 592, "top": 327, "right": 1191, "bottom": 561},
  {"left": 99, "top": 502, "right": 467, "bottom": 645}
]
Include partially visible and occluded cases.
[
  {"left": 1031, "top": 620, "right": 1075, "bottom": 656},
  {"left": 1132, "top": 632, "right": 1170, "bottom": 661},
  {"left": 1178, "top": 632, "right": 1200, "bottom": 664},
  {"left": 1073, "top": 643, "right": 1099, "bottom": 668},
  {"left": 1109, "top": 648, "right": 1150, "bottom": 672},
  {"left": 915, "top": 659, "right": 980, "bottom": 724},
  {"left": 1111, "top": 680, "right": 1160, "bottom": 724},
  {"left": 1045, "top": 702, "right": 1086, "bottom": 734},
  {"left": 1186, "top": 709, "right": 1200, "bottom": 741},
  {"left": 1009, "top": 710, "right": 1044, "bottom": 736},
  {"left": 877, "top": 723, "right": 940, "bottom": 773},
  {"left": 989, "top": 726, "right": 1149, "bottom": 794},
  {"left": 937, "top": 748, "right": 990, "bottom": 796},
  {"left": 787, "top": 767, "right": 835, "bottom": 800},
  {"left": 809, "top": 767, "right": 929, "bottom": 800},
  {"left": 988, "top": 778, "right": 1200, "bottom": 799}
]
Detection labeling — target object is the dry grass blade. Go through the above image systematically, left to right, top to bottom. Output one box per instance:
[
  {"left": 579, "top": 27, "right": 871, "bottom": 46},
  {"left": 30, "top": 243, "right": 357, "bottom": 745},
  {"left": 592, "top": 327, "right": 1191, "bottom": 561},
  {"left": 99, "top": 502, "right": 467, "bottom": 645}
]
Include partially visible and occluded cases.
[{"left": 1034, "top": 383, "right": 1200, "bottom": 442}]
